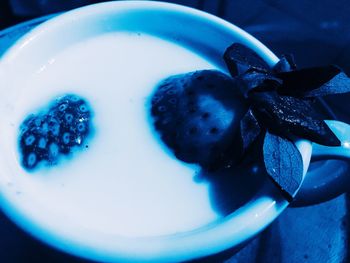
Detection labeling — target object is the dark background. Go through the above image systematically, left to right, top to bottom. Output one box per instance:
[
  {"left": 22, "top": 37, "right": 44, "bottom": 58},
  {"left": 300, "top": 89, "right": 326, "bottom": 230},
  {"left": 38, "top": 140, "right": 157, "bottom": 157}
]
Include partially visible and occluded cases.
[{"left": 1, "top": 0, "right": 350, "bottom": 262}]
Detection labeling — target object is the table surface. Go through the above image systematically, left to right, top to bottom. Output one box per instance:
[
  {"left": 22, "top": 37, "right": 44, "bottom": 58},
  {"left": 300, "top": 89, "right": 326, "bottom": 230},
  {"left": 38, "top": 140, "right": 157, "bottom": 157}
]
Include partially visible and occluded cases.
[{"left": 0, "top": 1, "right": 349, "bottom": 262}]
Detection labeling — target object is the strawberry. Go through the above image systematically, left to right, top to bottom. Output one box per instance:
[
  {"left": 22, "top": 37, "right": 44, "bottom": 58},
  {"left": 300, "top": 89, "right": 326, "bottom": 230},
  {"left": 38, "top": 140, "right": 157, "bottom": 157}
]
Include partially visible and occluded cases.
[
  {"left": 151, "top": 70, "right": 247, "bottom": 170},
  {"left": 19, "top": 94, "right": 92, "bottom": 170}
]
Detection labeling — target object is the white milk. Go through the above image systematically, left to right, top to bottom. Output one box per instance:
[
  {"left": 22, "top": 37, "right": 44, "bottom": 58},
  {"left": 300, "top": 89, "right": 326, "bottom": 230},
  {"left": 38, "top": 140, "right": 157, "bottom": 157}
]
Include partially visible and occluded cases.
[{"left": 8, "top": 32, "right": 225, "bottom": 237}]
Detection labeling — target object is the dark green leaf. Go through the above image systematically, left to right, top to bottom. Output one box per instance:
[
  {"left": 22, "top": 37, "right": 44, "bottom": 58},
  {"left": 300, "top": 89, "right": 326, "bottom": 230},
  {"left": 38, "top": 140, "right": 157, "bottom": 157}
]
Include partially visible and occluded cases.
[
  {"left": 223, "top": 43, "right": 270, "bottom": 77},
  {"left": 272, "top": 54, "right": 297, "bottom": 73},
  {"left": 276, "top": 65, "right": 350, "bottom": 97},
  {"left": 239, "top": 69, "right": 282, "bottom": 97},
  {"left": 303, "top": 71, "right": 350, "bottom": 97},
  {"left": 249, "top": 91, "right": 341, "bottom": 146},
  {"left": 240, "top": 108, "right": 261, "bottom": 152},
  {"left": 263, "top": 132, "right": 303, "bottom": 200}
]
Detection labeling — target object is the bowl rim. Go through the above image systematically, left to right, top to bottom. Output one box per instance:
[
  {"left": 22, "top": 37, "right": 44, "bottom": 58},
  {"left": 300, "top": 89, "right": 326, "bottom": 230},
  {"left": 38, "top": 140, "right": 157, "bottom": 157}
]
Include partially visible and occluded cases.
[{"left": 0, "top": 1, "right": 312, "bottom": 262}]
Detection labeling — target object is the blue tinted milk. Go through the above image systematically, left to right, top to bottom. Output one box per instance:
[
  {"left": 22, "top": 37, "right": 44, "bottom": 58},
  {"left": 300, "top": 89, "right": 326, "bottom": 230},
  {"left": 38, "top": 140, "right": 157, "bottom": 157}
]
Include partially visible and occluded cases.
[{"left": 11, "top": 33, "right": 223, "bottom": 237}]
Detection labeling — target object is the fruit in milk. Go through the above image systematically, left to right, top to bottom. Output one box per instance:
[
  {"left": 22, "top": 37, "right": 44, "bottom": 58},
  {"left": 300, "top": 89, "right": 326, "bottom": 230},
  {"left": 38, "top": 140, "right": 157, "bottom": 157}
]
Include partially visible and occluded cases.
[
  {"left": 151, "top": 42, "right": 350, "bottom": 200},
  {"left": 151, "top": 70, "right": 247, "bottom": 170},
  {"left": 19, "top": 94, "right": 92, "bottom": 170}
]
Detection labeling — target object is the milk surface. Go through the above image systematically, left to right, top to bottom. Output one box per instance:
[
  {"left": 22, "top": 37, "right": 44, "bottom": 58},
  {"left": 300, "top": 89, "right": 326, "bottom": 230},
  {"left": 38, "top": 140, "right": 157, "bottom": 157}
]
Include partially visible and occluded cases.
[{"left": 8, "top": 32, "right": 226, "bottom": 237}]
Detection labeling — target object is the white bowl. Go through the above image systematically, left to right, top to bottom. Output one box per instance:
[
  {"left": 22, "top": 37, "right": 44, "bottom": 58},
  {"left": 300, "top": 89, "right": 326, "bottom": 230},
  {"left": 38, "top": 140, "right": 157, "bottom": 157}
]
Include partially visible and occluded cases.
[{"left": 0, "top": 1, "right": 312, "bottom": 262}]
